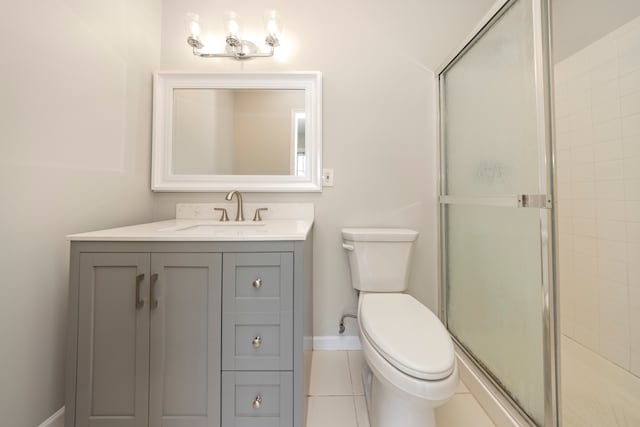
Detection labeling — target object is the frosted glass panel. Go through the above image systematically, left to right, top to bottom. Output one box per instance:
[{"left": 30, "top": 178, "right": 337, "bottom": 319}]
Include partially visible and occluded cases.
[
  {"left": 441, "top": 0, "right": 548, "bottom": 424},
  {"left": 443, "top": 0, "right": 539, "bottom": 196},
  {"left": 446, "top": 205, "right": 544, "bottom": 424}
]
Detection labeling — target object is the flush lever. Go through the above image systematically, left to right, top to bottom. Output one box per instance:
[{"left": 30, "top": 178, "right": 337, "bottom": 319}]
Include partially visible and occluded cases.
[{"left": 342, "top": 243, "right": 354, "bottom": 251}]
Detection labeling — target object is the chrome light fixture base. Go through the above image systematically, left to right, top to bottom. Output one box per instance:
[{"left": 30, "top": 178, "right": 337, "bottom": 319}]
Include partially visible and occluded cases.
[
  {"left": 186, "top": 36, "right": 205, "bottom": 50},
  {"left": 188, "top": 37, "right": 278, "bottom": 60}
]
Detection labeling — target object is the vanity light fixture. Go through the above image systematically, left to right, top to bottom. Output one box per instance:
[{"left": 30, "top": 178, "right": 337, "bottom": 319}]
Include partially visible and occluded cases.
[{"left": 185, "top": 10, "right": 282, "bottom": 60}]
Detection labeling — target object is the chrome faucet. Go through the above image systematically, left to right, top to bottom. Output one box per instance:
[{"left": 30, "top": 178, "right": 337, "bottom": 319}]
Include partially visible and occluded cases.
[{"left": 225, "top": 190, "right": 245, "bottom": 221}]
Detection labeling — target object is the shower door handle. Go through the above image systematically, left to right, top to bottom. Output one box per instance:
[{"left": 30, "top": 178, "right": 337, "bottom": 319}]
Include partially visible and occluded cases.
[
  {"left": 439, "top": 194, "right": 550, "bottom": 209},
  {"left": 518, "top": 194, "right": 551, "bottom": 208}
]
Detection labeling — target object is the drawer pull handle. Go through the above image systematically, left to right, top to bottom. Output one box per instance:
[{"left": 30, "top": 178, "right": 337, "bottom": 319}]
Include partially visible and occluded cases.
[
  {"left": 252, "top": 278, "right": 262, "bottom": 289},
  {"left": 252, "top": 336, "right": 262, "bottom": 348},
  {"left": 252, "top": 395, "right": 262, "bottom": 409}
]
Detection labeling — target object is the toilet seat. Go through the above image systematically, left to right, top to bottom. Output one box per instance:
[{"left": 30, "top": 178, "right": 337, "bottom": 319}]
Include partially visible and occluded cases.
[
  {"left": 360, "top": 293, "right": 455, "bottom": 381},
  {"left": 359, "top": 325, "right": 459, "bottom": 403}
]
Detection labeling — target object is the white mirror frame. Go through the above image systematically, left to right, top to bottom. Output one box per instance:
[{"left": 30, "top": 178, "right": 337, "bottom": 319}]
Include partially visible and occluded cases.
[{"left": 152, "top": 71, "right": 322, "bottom": 192}]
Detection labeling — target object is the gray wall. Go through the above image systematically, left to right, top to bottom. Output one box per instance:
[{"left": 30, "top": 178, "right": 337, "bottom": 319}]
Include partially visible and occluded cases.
[
  {"left": 0, "top": 0, "right": 162, "bottom": 425},
  {"left": 154, "top": 0, "right": 495, "bottom": 337}
]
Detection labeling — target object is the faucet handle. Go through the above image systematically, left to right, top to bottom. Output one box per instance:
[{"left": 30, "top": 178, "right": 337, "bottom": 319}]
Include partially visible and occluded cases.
[
  {"left": 214, "top": 207, "right": 230, "bottom": 222},
  {"left": 252, "top": 208, "right": 268, "bottom": 222}
]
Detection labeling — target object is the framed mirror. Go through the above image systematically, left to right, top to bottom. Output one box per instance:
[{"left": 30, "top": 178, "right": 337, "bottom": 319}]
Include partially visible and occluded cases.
[{"left": 152, "top": 71, "right": 322, "bottom": 192}]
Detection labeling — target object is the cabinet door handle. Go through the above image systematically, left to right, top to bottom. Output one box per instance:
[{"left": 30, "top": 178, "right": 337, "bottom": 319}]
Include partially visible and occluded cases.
[
  {"left": 135, "top": 273, "right": 145, "bottom": 309},
  {"left": 150, "top": 273, "right": 159, "bottom": 309},
  {"left": 252, "top": 278, "right": 262, "bottom": 289},
  {"left": 252, "top": 336, "right": 262, "bottom": 348},
  {"left": 252, "top": 395, "right": 262, "bottom": 409}
]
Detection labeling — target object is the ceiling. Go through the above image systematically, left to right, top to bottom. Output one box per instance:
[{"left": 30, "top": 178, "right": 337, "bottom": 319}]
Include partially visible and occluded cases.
[
  {"left": 370, "top": 0, "right": 497, "bottom": 71},
  {"left": 423, "top": 0, "right": 640, "bottom": 66},
  {"left": 552, "top": 0, "right": 640, "bottom": 62}
]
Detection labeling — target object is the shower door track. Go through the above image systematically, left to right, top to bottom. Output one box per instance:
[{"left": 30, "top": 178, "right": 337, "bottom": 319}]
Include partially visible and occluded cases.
[
  {"left": 435, "top": 0, "right": 560, "bottom": 426},
  {"left": 453, "top": 335, "right": 538, "bottom": 426}
]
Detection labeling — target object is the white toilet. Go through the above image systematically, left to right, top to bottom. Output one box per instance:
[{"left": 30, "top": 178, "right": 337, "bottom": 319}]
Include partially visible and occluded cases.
[{"left": 341, "top": 228, "right": 458, "bottom": 427}]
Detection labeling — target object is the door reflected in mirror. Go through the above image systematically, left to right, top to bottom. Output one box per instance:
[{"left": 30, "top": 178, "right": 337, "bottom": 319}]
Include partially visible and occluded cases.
[{"left": 172, "top": 89, "right": 306, "bottom": 176}]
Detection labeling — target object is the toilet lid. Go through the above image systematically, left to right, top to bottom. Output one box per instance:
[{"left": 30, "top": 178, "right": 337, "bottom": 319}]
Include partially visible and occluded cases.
[{"left": 360, "top": 293, "right": 455, "bottom": 380}]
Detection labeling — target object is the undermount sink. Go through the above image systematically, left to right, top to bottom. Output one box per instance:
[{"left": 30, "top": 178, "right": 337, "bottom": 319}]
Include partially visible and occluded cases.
[
  {"left": 157, "top": 222, "right": 267, "bottom": 232},
  {"left": 177, "top": 223, "right": 266, "bottom": 231}
]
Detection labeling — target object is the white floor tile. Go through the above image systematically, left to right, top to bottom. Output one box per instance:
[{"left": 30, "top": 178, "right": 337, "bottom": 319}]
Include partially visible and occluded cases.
[
  {"left": 308, "top": 350, "right": 495, "bottom": 427},
  {"left": 309, "top": 351, "right": 353, "bottom": 396},
  {"left": 348, "top": 351, "right": 365, "bottom": 395},
  {"left": 455, "top": 379, "right": 469, "bottom": 394},
  {"left": 435, "top": 394, "right": 496, "bottom": 427},
  {"left": 306, "top": 396, "right": 358, "bottom": 427},
  {"left": 354, "top": 396, "right": 370, "bottom": 427}
]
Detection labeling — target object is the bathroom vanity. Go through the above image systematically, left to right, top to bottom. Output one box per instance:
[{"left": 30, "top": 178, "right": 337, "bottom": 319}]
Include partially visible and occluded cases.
[{"left": 65, "top": 203, "right": 313, "bottom": 427}]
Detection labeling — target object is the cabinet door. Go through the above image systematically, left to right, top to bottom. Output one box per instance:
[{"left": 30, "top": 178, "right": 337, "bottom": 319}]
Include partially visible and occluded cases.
[
  {"left": 76, "top": 253, "right": 150, "bottom": 427},
  {"left": 149, "top": 253, "right": 222, "bottom": 427}
]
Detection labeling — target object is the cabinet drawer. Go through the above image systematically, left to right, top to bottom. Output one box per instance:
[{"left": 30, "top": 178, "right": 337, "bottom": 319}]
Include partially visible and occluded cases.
[
  {"left": 223, "top": 253, "right": 293, "bottom": 313},
  {"left": 223, "top": 312, "right": 292, "bottom": 370},
  {"left": 221, "top": 371, "right": 293, "bottom": 427}
]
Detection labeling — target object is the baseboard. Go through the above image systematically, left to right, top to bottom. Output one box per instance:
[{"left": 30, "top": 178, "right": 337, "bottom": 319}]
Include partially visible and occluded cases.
[
  {"left": 313, "top": 335, "right": 362, "bottom": 350},
  {"left": 39, "top": 407, "right": 64, "bottom": 427}
]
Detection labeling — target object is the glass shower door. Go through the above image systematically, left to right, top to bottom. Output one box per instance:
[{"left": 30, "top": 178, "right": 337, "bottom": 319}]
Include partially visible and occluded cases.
[{"left": 438, "top": 0, "right": 557, "bottom": 425}]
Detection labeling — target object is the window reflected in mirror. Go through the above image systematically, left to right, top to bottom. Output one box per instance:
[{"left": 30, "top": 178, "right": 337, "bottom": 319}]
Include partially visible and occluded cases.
[{"left": 292, "top": 109, "right": 306, "bottom": 176}]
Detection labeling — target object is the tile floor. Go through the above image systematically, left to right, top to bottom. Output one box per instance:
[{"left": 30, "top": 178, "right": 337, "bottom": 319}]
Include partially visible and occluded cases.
[{"left": 307, "top": 350, "right": 496, "bottom": 427}]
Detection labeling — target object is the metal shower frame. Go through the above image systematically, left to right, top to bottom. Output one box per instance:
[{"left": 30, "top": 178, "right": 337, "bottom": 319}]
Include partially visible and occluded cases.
[{"left": 435, "top": 0, "right": 560, "bottom": 425}]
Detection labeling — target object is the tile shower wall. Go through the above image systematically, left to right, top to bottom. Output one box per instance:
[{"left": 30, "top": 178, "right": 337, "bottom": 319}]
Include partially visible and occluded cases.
[{"left": 555, "top": 15, "right": 640, "bottom": 376}]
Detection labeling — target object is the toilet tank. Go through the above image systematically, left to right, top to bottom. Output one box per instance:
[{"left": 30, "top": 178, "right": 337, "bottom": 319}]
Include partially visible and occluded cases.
[{"left": 341, "top": 228, "right": 419, "bottom": 292}]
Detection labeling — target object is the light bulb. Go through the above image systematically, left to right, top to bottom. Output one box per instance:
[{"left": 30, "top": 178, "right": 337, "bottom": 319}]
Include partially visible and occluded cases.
[
  {"left": 264, "top": 10, "right": 282, "bottom": 37},
  {"left": 224, "top": 11, "right": 240, "bottom": 37},
  {"left": 184, "top": 12, "right": 201, "bottom": 38}
]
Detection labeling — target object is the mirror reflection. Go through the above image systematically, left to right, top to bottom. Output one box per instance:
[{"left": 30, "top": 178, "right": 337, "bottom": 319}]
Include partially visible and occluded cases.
[{"left": 172, "top": 89, "right": 306, "bottom": 176}]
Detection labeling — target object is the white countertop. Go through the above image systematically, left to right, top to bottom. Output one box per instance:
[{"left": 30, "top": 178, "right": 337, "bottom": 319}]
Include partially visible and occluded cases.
[{"left": 67, "top": 203, "right": 314, "bottom": 242}]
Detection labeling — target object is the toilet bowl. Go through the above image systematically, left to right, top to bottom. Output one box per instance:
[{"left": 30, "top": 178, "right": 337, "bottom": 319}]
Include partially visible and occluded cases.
[{"left": 342, "top": 228, "right": 458, "bottom": 427}]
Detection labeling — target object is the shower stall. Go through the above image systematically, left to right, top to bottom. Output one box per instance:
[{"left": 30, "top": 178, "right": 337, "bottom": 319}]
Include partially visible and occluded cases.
[
  {"left": 437, "top": 0, "right": 557, "bottom": 425},
  {"left": 438, "top": 0, "right": 640, "bottom": 425}
]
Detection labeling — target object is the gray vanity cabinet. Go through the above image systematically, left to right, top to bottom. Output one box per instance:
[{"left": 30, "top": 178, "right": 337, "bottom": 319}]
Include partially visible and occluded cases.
[
  {"left": 66, "top": 239, "right": 312, "bottom": 427},
  {"left": 72, "top": 251, "right": 222, "bottom": 427}
]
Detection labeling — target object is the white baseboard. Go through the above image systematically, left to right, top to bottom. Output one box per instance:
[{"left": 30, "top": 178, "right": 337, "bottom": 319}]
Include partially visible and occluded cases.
[
  {"left": 313, "top": 335, "right": 362, "bottom": 350},
  {"left": 39, "top": 407, "right": 64, "bottom": 427}
]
